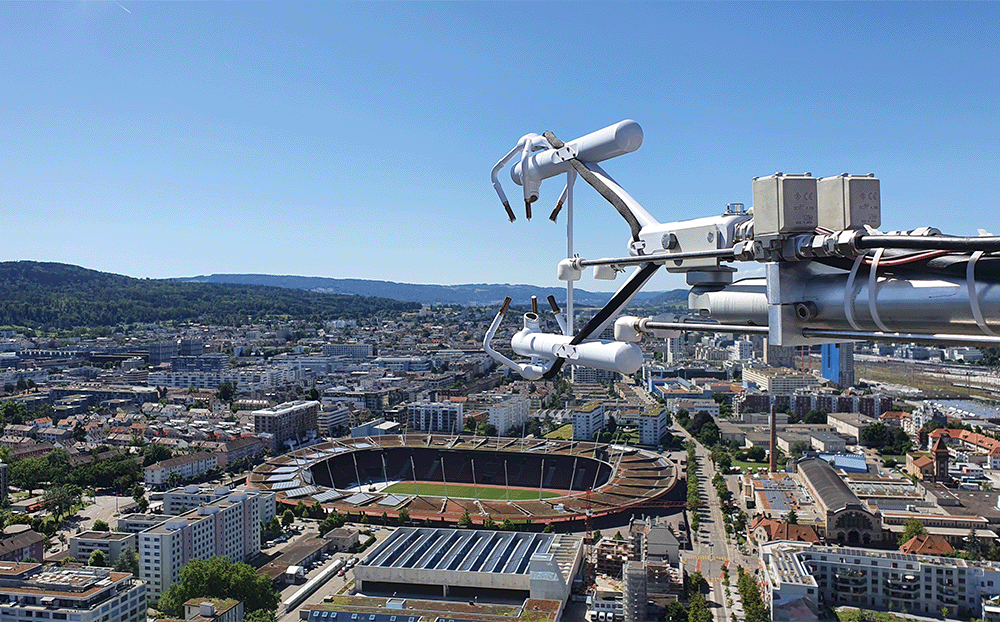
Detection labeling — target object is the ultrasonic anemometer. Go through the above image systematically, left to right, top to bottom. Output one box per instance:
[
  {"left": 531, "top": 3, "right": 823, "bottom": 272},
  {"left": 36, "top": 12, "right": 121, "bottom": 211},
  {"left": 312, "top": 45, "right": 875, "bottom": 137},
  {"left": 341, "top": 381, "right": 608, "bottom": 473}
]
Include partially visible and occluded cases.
[{"left": 486, "top": 120, "right": 1000, "bottom": 381}]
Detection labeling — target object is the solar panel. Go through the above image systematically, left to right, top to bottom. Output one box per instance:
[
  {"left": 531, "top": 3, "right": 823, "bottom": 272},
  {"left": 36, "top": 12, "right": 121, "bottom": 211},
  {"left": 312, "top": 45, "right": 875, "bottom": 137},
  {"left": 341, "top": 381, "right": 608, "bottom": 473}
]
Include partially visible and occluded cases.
[
  {"left": 271, "top": 465, "right": 300, "bottom": 473},
  {"left": 266, "top": 473, "right": 299, "bottom": 482},
  {"left": 271, "top": 480, "right": 302, "bottom": 491},
  {"left": 285, "top": 485, "right": 318, "bottom": 498},
  {"left": 313, "top": 490, "right": 344, "bottom": 502},
  {"left": 344, "top": 492, "right": 373, "bottom": 506},
  {"left": 378, "top": 495, "right": 407, "bottom": 507}
]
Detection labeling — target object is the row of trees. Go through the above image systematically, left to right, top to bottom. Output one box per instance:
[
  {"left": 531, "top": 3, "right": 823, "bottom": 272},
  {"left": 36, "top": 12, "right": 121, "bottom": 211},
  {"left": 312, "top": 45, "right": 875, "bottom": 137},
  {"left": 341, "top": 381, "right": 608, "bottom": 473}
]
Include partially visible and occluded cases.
[
  {"left": 155, "top": 556, "right": 279, "bottom": 618},
  {"left": 736, "top": 565, "right": 770, "bottom": 622}
]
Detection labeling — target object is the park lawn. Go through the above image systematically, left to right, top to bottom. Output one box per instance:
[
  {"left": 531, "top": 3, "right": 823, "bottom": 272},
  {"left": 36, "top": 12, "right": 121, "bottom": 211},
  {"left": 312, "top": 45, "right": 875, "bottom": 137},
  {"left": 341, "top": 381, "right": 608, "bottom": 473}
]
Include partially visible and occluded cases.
[
  {"left": 545, "top": 424, "right": 573, "bottom": 440},
  {"left": 729, "top": 459, "right": 770, "bottom": 472},
  {"left": 382, "top": 481, "right": 560, "bottom": 500}
]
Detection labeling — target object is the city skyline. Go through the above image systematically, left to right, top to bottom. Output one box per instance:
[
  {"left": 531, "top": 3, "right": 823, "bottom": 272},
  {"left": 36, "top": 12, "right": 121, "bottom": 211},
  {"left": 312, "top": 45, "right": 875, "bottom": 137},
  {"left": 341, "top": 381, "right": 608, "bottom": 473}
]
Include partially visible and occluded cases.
[{"left": 2, "top": 2, "right": 998, "bottom": 293}]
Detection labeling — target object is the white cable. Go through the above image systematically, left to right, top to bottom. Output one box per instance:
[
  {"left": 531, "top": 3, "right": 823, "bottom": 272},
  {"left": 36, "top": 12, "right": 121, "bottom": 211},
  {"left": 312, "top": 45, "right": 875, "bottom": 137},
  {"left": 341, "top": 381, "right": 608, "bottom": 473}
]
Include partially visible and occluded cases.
[
  {"left": 868, "top": 247, "right": 890, "bottom": 332},
  {"left": 967, "top": 250, "right": 997, "bottom": 336},
  {"left": 844, "top": 254, "right": 865, "bottom": 331}
]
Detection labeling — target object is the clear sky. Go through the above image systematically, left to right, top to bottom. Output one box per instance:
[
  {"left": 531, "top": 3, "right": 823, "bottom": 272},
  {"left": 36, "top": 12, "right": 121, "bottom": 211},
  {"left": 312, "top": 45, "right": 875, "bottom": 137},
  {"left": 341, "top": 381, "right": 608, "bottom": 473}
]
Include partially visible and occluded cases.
[{"left": 2, "top": 2, "right": 998, "bottom": 293}]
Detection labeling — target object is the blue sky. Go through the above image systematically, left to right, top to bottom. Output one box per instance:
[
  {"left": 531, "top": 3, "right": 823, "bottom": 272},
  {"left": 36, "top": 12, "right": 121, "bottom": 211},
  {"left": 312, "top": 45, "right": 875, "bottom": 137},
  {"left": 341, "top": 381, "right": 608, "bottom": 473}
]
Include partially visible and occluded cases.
[{"left": 2, "top": 2, "right": 998, "bottom": 293}]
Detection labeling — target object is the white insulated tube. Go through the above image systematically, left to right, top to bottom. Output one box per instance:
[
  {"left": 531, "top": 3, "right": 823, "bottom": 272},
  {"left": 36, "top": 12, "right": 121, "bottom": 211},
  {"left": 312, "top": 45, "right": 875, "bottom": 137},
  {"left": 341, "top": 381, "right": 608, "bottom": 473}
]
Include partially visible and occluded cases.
[{"left": 510, "top": 120, "right": 643, "bottom": 185}]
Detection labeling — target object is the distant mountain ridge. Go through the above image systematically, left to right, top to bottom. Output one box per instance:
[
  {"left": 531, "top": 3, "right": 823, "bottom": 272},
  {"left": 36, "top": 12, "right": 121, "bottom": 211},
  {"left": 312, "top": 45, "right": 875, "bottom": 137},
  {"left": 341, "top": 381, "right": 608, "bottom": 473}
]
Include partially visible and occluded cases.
[
  {"left": 0, "top": 261, "right": 420, "bottom": 330},
  {"left": 176, "top": 274, "right": 688, "bottom": 307}
]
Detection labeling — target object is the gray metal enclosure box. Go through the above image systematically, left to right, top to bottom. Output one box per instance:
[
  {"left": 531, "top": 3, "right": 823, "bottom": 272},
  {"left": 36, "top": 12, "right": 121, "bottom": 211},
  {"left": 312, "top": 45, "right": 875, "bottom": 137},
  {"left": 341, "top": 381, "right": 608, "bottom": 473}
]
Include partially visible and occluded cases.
[
  {"left": 752, "top": 173, "right": 818, "bottom": 237},
  {"left": 817, "top": 174, "right": 881, "bottom": 230}
]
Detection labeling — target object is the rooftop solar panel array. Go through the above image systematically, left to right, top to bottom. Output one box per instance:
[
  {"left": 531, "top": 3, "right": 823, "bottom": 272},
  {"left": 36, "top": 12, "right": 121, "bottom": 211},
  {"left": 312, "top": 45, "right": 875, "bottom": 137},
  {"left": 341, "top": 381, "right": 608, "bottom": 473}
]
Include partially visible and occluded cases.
[
  {"left": 271, "top": 480, "right": 302, "bottom": 491},
  {"left": 285, "top": 485, "right": 319, "bottom": 498},
  {"left": 312, "top": 490, "right": 344, "bottom": 503},
  {"left": 365, "top": 527, "right": 556, "bottom": 576}
]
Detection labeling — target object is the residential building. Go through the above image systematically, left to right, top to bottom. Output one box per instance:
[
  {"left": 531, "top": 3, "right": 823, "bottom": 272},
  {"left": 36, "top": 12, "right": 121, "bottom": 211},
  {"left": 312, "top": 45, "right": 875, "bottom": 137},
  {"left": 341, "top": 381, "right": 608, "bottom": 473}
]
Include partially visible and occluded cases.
[
  {"left": 820, "top": 342, "right": 855, "bottom": 388},
  {"left": 321, "top": 343, "right": 372, "bottom": 359},
  {"left": 743, "top": 366, "right": 821, "bottom": 394},
  {"left": 481, "top": 395, "right": 529, "bottom": 436},
  {"left": 253, "top": 400, "right": 320, "bottom": 452},
  {"left": 407, "top": 401, "right": 464, "bottom": 434},
  {"left": 572, "top": 402, "right": 605, "bottom": 442},
  {"left": 317, "top": 404, "right": 351, "bottom": 437},
  {"left": 637, "top": 407, "right": 667, "bottom": 446},
  {"left": 144, "top": 453, "right": 218, "bottom": 489},
  {"left": 162, "top": 485, "right": 276, "bottom": 524},
  {"left": 139, "top": 489, "right": 273, "bottom": 599},
  {"left": 117, "top": 513, "right": 174, "bottom": 534},
  {"left": 0, "top": 529, "right": 43, "bottom": 563},
  {"left": 69, "top": 531, "right": 136, "bottom": 564},
  {"left": 760, "top": 541, "right": 1000, "bottom": 621},
  {"left": 0, "top": 563, "right": 146, "bottom": 622}
]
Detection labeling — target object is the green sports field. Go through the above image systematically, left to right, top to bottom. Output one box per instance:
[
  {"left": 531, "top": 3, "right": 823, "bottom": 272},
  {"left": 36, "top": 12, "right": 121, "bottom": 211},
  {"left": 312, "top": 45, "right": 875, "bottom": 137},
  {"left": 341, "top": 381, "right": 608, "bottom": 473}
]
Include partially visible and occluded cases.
[{"left": 382, "top": 482, "right": 560, "bottom": 500}]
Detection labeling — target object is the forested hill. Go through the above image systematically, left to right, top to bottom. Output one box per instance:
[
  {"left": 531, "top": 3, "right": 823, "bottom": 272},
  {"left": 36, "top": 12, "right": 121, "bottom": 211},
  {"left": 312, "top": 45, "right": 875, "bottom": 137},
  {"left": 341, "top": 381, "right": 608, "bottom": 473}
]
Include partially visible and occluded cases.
[
  {"left": 0, "top": 261, "right": 421, "bottom": 330},
  {"left": 178, "top": 273, "right": 689, "bottom": 307}
]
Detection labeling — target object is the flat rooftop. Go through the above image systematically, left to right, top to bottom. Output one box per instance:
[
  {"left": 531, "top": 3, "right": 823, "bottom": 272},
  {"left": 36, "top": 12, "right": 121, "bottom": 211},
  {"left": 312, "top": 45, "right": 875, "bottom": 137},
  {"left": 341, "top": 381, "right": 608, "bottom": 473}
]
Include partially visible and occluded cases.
[
  {"left": 365, "top": 528, "right": 555, "bottom": 576},
  {"left": 73, "top": 531, "right": 134, "bottom": 541}
]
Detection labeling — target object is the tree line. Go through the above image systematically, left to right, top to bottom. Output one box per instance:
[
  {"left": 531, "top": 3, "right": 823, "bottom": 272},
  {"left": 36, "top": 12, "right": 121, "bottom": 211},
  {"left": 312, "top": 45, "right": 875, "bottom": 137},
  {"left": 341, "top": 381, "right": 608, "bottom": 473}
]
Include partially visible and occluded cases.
[{"left": 0, "top": 261, "right": 420, "bottom": 330}]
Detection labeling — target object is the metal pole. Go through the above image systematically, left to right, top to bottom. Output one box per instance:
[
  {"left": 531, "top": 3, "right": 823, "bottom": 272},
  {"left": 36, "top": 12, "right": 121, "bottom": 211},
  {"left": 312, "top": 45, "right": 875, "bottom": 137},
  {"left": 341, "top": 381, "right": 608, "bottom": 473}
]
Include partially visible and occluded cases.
[
  {"left": 566, "top": 169, "right": 576, "bottom": 336},
  {"left": 352, "top": 452, "right": 362, "bottom": 492},
  {"left": 411, "top": 455, "right": 418, "bottom": 497},
  {"left": 441, "top": 456, "right": 448, "bottom": 500},
  {"left": 472, "top": 458, "right": 478, "bottom": 501},
  {"left": 539, "top": 458, "right": 545, "bottom": 501},
  {"left": 504, "top": 460, "right": 509, "bottom": 504}
]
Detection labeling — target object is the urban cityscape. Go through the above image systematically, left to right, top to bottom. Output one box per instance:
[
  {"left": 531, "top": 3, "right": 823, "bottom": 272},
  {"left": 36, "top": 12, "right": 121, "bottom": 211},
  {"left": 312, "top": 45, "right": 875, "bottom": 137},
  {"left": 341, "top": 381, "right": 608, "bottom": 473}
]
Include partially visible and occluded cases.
[{"left": 3, "top": 3, "right": 1000, "bottom": 622}]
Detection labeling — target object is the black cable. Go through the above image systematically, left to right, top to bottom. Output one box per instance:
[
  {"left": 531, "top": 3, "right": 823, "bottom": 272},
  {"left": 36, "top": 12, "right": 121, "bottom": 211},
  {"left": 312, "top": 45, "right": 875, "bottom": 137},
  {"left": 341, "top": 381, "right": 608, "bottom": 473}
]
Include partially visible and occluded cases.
[
  {"left": 542, "top": 131, "right": 643, "bottom": 242},
  {"left": 856, "top": 234, "right": 1000, "bottom": 252}
]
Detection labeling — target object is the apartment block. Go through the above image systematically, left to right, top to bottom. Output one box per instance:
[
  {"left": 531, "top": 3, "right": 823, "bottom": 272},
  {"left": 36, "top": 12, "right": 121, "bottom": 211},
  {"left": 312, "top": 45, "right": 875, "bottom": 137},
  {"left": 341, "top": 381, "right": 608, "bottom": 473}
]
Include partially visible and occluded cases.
[
  {"left": 743, "top": 366, "right": 821, "bottom": 394},
  {"left": 482, "top": 395, "right": 529, "bottom": 436},
  {"left": 253, "top": 400, "right": 320, "bottom": 452},
  {"left": 407, "top": 401, "right": 464, "bottom": 433},
  {"left": 572, "top": 402, "right": 605, "bottom": 442},
  {"left": 637, "top": 408, "right": 668, "bottom": 447},
  {"left": 144, "top": 452, "right": 218, "bottom": 489},
  {"left": 162, "top": 485, "right": 276, "bottom": 524},
  {"left": 139, "top": 490, "right": 272, "bottom": 599},
  {"left": 69, "top": 531, "right": 136, "bottom": 564},
  {"left": 761, "top": 541, "right": 1000, "bottom": 621},
  {"left": 0, "top": 563, "right": 146, "bottom": 622}
]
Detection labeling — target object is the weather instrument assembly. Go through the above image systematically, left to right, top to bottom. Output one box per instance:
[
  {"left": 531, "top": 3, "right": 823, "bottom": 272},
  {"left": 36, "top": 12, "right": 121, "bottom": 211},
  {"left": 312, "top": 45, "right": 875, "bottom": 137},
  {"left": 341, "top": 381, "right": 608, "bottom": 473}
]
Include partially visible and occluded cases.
[{"left": 486, "top": 120, "right": 1000, "bottom": 380}]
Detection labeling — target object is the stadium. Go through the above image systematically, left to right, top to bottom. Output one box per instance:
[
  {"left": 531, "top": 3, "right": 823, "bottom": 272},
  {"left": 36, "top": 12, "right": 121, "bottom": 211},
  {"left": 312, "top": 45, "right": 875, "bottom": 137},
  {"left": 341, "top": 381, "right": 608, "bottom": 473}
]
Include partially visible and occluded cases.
[{"left": 248, "top": 434, "right": 680, "bottom": 526}]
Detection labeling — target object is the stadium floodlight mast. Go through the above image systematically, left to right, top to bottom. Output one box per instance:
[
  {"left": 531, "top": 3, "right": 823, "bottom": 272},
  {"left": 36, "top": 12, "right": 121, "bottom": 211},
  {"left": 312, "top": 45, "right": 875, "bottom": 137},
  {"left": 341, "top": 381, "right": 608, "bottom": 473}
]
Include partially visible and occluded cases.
[{"left": 487, "top": 119, "right": 1000, "bottom": 380}]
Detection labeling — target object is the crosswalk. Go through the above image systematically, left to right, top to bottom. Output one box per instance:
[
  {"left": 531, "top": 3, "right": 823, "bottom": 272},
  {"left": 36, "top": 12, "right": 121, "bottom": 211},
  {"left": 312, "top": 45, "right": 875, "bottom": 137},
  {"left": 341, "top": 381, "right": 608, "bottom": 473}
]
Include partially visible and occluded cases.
[{"left": 689, "top": 555, "right": 729, "bottom": 562}]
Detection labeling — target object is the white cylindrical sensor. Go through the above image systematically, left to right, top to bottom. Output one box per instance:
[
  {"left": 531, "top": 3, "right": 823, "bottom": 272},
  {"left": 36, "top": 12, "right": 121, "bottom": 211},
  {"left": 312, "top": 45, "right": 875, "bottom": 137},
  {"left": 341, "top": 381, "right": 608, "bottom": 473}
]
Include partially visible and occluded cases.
[
  {"left": 511, "top": 120, "right": 643, "bottom": 186},
  {"left": 510, "top": 330, "right": 644, "bottom": 374}
]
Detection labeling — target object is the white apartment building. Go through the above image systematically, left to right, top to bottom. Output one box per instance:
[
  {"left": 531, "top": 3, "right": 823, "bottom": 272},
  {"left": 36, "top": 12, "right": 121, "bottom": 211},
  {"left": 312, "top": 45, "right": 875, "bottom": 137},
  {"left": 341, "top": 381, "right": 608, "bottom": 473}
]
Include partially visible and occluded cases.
[
  {"left": 728, "top": 339, "right": 754, "bottom": 361},
  {"left": 321, "top": 343, "right": 372, "bottom": 359},
  {"left": 147, "top": 366, "right": 301, "bottom": 391},
  {"left": 743, "top": 366, "right": 821, "bottom": 394},
  {"left": 484, "top": 395, "right": 529, "bottom": 436},
  {"left": 407, "top": 401, "right": 464, "bottom": 433},
  {"left": 572, "top": 402, "right": 606, "bottom": 441},
  {"left": 317, "top": 404, "right": 351, "bottom": 437},
  {"left": 638, "top": 408, "right": 668, "bottom": 446},
  {"left": 144, "top": 452, "right": 218, "bottom": 489},
  {"left": 161, "top": 484, "right": 274, "bottom": 522},
  {"left": 139, "top": 489, "right": 273, "bottom": 599},
  {"left": 760, "top": 541, "right": 1000, "bottom": 621},
  {"left": 0, "top": 563, "right": 146, "bottom": 622}
]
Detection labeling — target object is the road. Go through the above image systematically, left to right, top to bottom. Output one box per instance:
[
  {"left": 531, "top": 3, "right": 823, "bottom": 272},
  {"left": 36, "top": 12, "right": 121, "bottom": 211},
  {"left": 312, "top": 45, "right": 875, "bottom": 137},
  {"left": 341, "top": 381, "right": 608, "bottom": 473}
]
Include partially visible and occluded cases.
[{"left": 671, "top": 422, "right": 756, "bottom": 622}]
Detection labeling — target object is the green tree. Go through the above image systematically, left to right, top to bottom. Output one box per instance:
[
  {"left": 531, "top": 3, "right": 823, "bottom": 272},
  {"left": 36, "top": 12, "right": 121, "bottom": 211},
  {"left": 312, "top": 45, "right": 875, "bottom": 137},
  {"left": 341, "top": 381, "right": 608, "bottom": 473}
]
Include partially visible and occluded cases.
[
  {"left": 216, "top": 381, "right": 238, "bottom": 403},
  {"left": 72, "top": 422, "right": 87, "bottom": 442},
  {"left": 142, "top": 443, "right": 172, "bottom": 467},
  {"left": 10, "top": 457, "right": 52, "bottom": 491},
  {"left": 42, "top": 484, "right": 82, "bottom": 520},
  {"left": 397, "top": 508, "right": 410, "bottom": 523},
  {"left": 281, "top": 509, "right": 295, "bottom": 529},
  {"left": 458, "top": 509, "right": 472, "bottom": 528},
  {"left": 786, "top": 509, "right": 798, "bottom": 525},
  {"left": 899, "top": 517, "right": 929, "bottom": 546},
  {"left": 92, "top": 519, "right": 110, "bottom": 532},
  {"left": 113, "top": 548, "right": 139, "bottom": 576},
  {"left": 88, "top": 549, "right": 107, "bottom": 567},
  {"left": 156, "top": 556, "right": 279, "bottom": 617},
  {"left": 688, "top": 571, "right": 708, "bottom": 595},
  {"left": 688, "top": 593, "right": 712, "bottom": 622},
  {"left": 664, "top": 600, "right": 688, "bottom": 622},
  {"left": 245, "top": 611, "right": 278, "bottom": 622}
]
